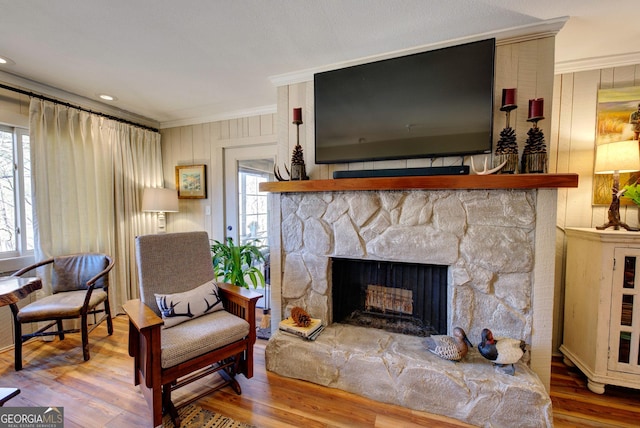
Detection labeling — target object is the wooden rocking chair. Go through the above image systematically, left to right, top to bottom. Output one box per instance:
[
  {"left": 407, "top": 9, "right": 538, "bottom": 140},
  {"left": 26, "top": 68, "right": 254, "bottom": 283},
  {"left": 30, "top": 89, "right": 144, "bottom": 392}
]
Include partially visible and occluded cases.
[{"left": 122, "top": 231, "right": 261, "bottom": 427}]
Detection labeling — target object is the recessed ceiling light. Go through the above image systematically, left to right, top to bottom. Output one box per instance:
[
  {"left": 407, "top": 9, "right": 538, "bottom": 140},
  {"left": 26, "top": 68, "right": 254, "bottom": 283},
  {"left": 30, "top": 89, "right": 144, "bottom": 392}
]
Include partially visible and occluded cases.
[
  {"left": 0, "top": 55, "right": 15, "bottom": 65},
  {"left": 98, "top": 93, "right": 117, "bottom": 101}
]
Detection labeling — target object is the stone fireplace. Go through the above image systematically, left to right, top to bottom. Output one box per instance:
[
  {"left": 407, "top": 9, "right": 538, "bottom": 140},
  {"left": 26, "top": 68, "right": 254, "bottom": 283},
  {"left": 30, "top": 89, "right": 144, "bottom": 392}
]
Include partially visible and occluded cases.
[
  {"left": 261, "top": 176, "right": 574, "bottom": 427},
  {"left": 269, "top": 186, "right": 550, "bottom": 352}
]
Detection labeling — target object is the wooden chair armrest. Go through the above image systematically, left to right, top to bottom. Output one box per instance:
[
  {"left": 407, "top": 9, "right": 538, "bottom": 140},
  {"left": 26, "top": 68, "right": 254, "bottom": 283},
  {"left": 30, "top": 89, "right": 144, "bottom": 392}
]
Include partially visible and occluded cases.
[
  {"left": 86, "top": 255, "right": 115, "bottom": 289},
  {"left": 12, "top": 258, "right": 53, "bottom": 277},
  {"left": 218, "top": 282, "right": 262, "bottom": 335},
  {"left": 218, "top": 282, "right": 262, "bottom": 306},
  {"left": 218, "top": 283, "right": 262, "bottom": 318},
  {"left": 122, "top": 299, "right": 164, "bottom": 332},
  {"left": 122, "top": 299, "right": 163, "bottom": 389}
]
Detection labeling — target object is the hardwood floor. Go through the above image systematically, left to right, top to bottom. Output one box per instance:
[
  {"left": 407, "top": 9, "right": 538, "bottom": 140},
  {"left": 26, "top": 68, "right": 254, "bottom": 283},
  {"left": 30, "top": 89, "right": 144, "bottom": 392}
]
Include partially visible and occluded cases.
[
  {"left": 0, "top": 315, "right": 639, "bottom": 427},
  {"left": 550, "top": 358, "right": 640, "bottom": 427}
]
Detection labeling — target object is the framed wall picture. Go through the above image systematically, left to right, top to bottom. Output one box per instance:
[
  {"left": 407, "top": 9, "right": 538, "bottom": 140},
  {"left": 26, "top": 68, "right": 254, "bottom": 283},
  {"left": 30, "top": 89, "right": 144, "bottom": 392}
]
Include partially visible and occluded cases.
[
  {"left": 592, "top": 86, "right": 640, "bottom": 206},
  {"left": 175, "top": 164, "right": 207, "bottom": 199}
]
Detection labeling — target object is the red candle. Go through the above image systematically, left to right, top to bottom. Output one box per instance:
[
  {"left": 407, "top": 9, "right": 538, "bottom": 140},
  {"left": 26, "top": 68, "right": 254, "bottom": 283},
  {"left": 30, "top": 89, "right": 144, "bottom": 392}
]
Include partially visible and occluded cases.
[
  {"left": 502, "top": 88, "right": 516, "bottom": 108},
  {"left": 528, "top": 98, "right": 544, "bottom": 119},
  {"left": 293, "top": 107, "right": 302, "bottom": 122}
]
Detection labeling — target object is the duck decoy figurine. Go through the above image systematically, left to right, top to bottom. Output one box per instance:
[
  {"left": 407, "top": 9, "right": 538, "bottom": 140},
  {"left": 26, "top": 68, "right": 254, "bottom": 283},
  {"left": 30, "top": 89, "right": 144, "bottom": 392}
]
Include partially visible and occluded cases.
[
  {"left": 424, "top": 327, "right": 473, "bottom": 361},
  {"left": 478, "top": 328, "right": 526, "bottom": 375}
]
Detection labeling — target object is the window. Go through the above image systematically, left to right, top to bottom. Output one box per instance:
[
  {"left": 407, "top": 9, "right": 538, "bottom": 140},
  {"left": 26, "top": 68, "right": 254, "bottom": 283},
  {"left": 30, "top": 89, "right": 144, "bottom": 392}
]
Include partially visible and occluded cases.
[
  {"left": 0, "top": 125, "right": 33, "bottom": 258},
  {"left": 238, "top": 165, "right": 271, "bottom": 248}
]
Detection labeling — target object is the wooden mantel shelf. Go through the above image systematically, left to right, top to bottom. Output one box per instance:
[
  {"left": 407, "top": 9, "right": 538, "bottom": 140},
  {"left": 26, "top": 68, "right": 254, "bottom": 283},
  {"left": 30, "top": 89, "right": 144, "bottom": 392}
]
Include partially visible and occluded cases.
[{"left": 259, "top": 173, "right": 578, "bottom": 193}]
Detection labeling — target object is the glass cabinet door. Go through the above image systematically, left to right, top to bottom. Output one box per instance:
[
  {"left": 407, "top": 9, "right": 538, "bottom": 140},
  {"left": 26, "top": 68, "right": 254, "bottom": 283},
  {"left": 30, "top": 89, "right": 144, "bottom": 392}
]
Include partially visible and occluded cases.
[{"left": 609, "top": 248, "right": 640, "bottom": 374}]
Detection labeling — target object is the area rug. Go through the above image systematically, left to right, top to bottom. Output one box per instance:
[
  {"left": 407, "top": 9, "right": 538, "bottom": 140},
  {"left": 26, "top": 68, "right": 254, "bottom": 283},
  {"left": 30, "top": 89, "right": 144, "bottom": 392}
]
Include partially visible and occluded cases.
[{"left": 163, "top": 404, "right": 255, "bottom": 428}]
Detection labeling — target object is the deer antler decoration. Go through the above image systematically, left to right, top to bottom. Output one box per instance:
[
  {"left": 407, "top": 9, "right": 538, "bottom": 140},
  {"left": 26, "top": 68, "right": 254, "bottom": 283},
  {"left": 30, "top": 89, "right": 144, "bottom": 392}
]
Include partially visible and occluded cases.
[{"left": 471, "top": 156, "right": 507, "bottom": 175}]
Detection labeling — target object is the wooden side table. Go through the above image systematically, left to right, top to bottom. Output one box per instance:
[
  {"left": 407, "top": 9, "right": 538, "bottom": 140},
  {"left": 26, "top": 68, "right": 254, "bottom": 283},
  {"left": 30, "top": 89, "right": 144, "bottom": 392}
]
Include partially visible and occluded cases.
[
  {"left": 0, "top": 276, "right": 42, "bottom": 373},
  {"left": 0, "top": 276, "right": 42, "bottom": 306}
]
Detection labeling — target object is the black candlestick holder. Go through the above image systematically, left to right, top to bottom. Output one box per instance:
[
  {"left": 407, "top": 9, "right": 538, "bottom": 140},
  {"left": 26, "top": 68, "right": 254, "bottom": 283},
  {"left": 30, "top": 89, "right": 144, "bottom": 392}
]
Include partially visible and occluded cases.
[
  {"left": 501, "top": 103, "right": 517, "bottom": 118},
  {"left": 494, "top": 104, "right": 519, "bottom": 174},
  {"left": 289, "top": 116, "right": 308, "bottom": 181},
  {"left": 521, "top": 117, "right": 547, "bottom": 173}
]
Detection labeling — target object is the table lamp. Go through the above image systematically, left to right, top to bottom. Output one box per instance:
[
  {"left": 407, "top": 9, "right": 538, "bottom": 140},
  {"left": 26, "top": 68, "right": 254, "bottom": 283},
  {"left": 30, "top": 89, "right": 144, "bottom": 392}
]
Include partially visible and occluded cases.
[
  {"left": 594, "top": 140, "right": 640, "bottom": 231},
  {"left": 142, "top": 187, "right": 179, "bottom": 233}
]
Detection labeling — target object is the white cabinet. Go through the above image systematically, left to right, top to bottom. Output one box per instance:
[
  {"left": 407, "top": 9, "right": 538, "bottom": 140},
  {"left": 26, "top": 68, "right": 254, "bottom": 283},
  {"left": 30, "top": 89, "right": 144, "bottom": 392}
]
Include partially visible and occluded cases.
[{"left": 560, "top": 227, "right": 640, "bottom": 393}]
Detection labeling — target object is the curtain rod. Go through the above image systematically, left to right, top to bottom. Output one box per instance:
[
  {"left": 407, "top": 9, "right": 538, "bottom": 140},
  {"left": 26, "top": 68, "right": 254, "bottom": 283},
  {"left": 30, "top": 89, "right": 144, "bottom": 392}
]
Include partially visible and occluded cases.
[{"left": 0, "top": 82, "right": 159, "bottom": 133}]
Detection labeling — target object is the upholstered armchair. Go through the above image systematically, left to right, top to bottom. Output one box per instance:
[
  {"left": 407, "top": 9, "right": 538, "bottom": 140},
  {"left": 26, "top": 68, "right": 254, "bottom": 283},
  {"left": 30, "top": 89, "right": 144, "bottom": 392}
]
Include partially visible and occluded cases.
[
  {"left": 122, "top": 231, "right": 261, "bottom": 427},
  {"left": 11, "top": 253, "right": 114, "bottom": 370}
]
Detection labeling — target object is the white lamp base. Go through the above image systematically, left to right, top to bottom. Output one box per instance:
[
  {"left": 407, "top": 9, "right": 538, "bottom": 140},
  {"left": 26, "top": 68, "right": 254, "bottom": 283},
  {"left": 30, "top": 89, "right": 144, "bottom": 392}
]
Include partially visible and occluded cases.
[
  {"left": 596, "top": 172, "right": 637, "bottom": 231},
  {"left": 156, "top": 211, "right": 167, "bottom": 234}
]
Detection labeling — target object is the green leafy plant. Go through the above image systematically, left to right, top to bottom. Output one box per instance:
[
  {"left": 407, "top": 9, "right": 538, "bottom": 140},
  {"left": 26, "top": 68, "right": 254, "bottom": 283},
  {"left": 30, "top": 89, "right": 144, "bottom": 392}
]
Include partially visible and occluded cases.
[
  {"left": 622, "top": 183, "right": 640, "bottom": 206},
  {"left": 211, "top": 237, "right": 265, "bottom": 289}
]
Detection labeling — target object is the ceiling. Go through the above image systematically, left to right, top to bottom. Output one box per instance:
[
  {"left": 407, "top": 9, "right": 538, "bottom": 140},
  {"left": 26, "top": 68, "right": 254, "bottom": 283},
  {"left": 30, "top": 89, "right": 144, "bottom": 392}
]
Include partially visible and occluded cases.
[{"left": 1, "top": 1, "right": 638, "bottom": 129}]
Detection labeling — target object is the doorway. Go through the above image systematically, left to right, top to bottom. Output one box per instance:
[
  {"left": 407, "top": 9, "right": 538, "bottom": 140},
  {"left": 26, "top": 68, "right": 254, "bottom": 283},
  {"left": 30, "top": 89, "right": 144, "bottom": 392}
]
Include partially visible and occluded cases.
[{"left": 224, "top": 144, "right": 276, "bottom": 327}]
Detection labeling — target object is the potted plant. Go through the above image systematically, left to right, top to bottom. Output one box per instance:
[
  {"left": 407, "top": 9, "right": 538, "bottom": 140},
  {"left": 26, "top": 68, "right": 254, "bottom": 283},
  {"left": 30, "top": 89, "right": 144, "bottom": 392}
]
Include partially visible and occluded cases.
[
  {"left": 622, "top": 181, "right": 640, "bottom": 226},
  {"left": 622, "top": 182, "right": 640, "bottom": 206},
  {"left": 211, "top": 237, "right": 265, "bottom": 289}
]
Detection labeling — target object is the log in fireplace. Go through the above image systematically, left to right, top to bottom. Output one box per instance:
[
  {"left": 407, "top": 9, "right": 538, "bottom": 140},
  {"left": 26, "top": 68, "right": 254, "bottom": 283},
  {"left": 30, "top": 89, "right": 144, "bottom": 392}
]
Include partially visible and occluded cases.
[{"left": 332, "top": 258, "right": 447, "bottom": 336}]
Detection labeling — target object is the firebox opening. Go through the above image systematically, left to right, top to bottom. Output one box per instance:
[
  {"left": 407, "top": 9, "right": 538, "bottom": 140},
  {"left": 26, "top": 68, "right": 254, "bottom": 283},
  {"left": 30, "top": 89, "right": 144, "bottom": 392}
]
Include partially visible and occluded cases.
[{"left": 331, "top": 257, "right": 448, "bottom": 336}]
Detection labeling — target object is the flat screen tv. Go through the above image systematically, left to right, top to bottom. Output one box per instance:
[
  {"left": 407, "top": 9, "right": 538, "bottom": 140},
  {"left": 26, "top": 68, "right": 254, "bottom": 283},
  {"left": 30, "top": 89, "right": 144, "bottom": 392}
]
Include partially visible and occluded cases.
[{"left": 314, "top": 38, "right": 495, "bottom": 164}]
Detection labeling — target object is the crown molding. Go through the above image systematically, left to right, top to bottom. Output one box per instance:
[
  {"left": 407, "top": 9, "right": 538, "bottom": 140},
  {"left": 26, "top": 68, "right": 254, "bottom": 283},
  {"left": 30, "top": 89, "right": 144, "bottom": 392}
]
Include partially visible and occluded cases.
[
  {"left": 269, "top": 17, "right": 568, "bottom": 87},
  {"left": 555, "top": 51, "right": 640, "bottom": 75},
  {"left": 159, "top": 104, "right": 277, "bottom": 129}
]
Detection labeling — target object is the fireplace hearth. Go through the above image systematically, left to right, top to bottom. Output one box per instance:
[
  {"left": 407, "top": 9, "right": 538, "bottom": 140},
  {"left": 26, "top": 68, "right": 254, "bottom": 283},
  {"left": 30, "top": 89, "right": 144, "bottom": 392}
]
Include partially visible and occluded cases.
[{"left": 266, "top": 323, "right": 553, "bottom": 427}]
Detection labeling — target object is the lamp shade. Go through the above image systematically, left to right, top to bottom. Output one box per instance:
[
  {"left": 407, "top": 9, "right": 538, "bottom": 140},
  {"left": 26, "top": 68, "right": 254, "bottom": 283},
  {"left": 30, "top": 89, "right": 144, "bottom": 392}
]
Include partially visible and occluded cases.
[
  {"left": 594, "top": 140, "right": 640, "bottom": 174},
  {"left": 142, "top": 187, "right": 179, "bottom": 212}
]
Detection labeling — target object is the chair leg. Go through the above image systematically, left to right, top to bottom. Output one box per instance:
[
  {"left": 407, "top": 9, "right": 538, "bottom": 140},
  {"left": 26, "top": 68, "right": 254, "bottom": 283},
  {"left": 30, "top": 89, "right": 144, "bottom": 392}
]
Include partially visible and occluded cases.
[
  {"left": 104, "top": 300, "right": 113, "bottom": 335},
  {"left": 10, "top": 304, "right": 22, "bottom": 371},
  {"left": 81, "top": 314, "right": 90, "bottom": 361},
  {"left": 56, "top": 320, "right": 65, "bottom": 340},
  {"left": 219, "top": 354, "right": 242, "bottom": 395},
  {"left": 220, "top": 368, "right": 242, "bottom": 395},
  {"left": 163, "top": 384, "right": 180, "bottom": 427}
]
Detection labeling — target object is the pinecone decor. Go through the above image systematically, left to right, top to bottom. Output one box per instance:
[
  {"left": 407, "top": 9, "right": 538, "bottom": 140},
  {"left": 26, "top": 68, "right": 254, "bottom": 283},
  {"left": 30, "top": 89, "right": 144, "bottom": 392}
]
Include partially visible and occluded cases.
[
  {"left": 521, "top": 125, "right": 547, "bottom": 173},
  {"left": 494, "top": 126, "right": 519, "bottom": 174},
  {"left": 524, "top": 126, "right": 547, "bottom": 154},
  {"left": 289, "top": 144, "right": 308, "bottom": 180},
  {"left": 291, "top": 144, "right": 305, "bottom": 166},
  {"left": 291, "top": 306, "right": 312, "bottom": 327}
]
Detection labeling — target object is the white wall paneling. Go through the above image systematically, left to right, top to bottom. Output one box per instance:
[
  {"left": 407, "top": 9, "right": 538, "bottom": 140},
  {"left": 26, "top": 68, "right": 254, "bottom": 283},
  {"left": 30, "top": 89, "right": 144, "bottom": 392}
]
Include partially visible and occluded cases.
[
  {"left": 552, "top": 63, "right": 640, "bottom": 352},
  {"left": 160, "top": 114, "right": 278, "bottom": 241}
]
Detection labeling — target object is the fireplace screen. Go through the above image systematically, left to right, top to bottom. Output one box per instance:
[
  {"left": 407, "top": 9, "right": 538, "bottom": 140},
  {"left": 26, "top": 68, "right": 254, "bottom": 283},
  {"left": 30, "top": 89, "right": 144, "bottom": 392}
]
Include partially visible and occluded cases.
[{"left": 331, "top": 258, "right": 447, "bottom": 336}]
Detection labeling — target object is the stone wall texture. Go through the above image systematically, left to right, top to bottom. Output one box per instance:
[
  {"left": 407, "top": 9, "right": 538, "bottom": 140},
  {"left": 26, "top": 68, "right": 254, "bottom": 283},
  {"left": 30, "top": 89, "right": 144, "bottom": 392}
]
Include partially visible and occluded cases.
[{"left": 279, "top": 189, "right": 537, "bottom": 344}]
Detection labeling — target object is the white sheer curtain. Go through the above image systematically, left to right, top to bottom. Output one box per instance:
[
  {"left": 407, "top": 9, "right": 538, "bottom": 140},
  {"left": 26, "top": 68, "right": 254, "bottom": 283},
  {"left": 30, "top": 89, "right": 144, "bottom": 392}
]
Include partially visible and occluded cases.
[
  {"left": 29, "top": 99, "right": 162, "bottom": 311},
  {"left": 113, "top": 123, "right": 164, "bottom": 309}
]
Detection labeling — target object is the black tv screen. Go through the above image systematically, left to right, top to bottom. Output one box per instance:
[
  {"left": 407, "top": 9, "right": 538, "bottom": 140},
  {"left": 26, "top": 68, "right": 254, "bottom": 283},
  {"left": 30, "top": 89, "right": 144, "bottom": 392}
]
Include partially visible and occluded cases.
[{"left": 314, "top": 38, "right": 495, "bottom": 164}]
